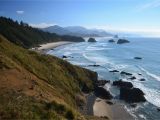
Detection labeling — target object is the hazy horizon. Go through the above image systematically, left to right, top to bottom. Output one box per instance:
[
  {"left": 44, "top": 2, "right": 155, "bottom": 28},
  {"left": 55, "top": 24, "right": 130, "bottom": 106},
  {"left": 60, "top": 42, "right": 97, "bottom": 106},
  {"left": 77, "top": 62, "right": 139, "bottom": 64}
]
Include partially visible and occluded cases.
[{"left": 0, "top": 0, "right": 160, "bottom": 37}]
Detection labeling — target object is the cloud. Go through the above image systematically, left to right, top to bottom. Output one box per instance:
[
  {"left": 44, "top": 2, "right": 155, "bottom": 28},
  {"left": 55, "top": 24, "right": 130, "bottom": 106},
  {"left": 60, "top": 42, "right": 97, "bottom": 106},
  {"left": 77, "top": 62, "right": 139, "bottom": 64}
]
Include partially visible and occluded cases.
[
  {"left": 138, "top": 0, "right": 160, "bottom": 11},
  {"left": 16, "top": 10, "right": 24, "bottom": 15},
  {"left": 29, "top": 23, "right": 56, "bottom": 28}
]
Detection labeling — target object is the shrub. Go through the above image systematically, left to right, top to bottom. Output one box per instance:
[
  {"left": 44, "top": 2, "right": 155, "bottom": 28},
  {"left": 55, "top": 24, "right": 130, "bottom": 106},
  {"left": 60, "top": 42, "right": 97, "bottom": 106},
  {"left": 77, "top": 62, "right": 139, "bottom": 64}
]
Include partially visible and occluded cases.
[{"left": 65, "top": 110, "right": 74, "bottom": 120}]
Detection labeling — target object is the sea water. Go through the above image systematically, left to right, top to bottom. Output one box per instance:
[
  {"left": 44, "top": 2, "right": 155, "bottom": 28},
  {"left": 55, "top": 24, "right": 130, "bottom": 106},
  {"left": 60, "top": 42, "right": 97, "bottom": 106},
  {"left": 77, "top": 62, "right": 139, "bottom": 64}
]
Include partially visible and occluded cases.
[{"left": 47, "top": 37, "right": 160, "bottom": 120}]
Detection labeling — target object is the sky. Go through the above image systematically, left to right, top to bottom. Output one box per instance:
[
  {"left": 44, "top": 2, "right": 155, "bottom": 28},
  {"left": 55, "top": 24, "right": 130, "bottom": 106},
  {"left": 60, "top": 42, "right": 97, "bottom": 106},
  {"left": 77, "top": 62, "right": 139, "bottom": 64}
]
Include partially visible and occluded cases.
[{"left": 0, "top": 0, "right": 160, "bottom": 37}]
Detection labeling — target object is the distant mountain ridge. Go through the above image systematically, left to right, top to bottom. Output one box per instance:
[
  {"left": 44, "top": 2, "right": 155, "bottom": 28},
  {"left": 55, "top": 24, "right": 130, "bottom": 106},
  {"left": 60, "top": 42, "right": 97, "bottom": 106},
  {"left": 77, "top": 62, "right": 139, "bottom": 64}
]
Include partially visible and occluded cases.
[
  {"left": 0, "top": 17, "right": 85, "bottom": 48},
  {"left": 42, "top": 25, "right": 113, "bottom": 37}
]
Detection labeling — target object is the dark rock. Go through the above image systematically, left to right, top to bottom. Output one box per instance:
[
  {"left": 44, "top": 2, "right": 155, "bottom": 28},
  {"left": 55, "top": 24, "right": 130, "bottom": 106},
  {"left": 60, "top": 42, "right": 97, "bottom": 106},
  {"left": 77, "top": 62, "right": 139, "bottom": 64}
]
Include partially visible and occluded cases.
[
  {"left": 88, "top": 38, "right": 96, "bottom": 42},
  {"left": 108, "top": 39, "right": 115, "bottom": 43},
  {"left": 117, "top": 39, "right": 130, "bottom": 44},
  {"left": 62, "top": 55, "right": 67, "bottom": 58},
  {"left": 134, "top": 57, "right": 142, "bottom": 60},
  {"left": 88, "top": 64, "right": 100, "bottom": 67},
  {"left": 109, "top": 70, "right": 119, "bottom": 73},
  {"left": 120, "top": 71, "right": 132, "bottom": 76},
  {"left": 138, "top": 73, "right": 142, "bottom": 75},
  {"left": 129, "top": 76, "right": 136, "bottom": 80},
  {"left": 140, "top": 78, "right": 146, "bottom": 81},
  {"left": 95, "top": 80, "right": 110, "bottom": 86},
  {"left": 113, "top": 80, "right": 133, "bottom": 88},
  {"left": 94, "top": 86, "right": 113, "bottom": 100},
  {"left": 120, "top": 87, "right": 146, "bottom": 103},
  {"left": 106, "top": 101, "right": 114, "bottom": 105},
  {"left": 130, "top": 103, "right": 137, "bottom": 108},
  {"left": 157, "top": 108, "right": 160, "bottom": 112}
]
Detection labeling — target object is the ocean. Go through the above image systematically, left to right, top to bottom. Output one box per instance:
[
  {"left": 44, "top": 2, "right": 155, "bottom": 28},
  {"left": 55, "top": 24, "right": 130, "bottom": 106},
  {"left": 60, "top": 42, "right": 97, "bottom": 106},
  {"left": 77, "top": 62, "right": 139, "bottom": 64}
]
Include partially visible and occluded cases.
[{"left": 47, "top": 37, "right": 160, "bottom": 120}]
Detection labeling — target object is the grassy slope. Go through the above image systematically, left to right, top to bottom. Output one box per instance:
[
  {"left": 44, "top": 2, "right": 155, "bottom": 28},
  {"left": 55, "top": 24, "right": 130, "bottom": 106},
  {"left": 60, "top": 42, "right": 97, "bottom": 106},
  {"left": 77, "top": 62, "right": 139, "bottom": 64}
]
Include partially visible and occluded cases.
[{"left": 0, "top": 35, "right": 98, "bottom": 119}]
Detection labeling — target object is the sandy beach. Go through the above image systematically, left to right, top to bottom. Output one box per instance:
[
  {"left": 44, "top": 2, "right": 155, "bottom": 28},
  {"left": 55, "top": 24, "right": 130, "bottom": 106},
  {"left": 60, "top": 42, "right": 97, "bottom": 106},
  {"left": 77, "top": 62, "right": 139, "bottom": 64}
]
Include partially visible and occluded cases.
[
  {"left": 32, "top": 41, "right": 74, "bottom": 53},
  {"left": 93, "top": 98, "right": 134, "bottom": 120}
]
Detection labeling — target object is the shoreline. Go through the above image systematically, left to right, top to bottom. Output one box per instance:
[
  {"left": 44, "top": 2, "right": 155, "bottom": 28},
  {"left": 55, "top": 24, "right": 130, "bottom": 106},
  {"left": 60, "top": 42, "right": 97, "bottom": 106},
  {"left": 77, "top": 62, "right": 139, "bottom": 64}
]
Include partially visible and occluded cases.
[
  {"left": 31, "top": 41, "right": 74, "bottom": 53},
  {"left": 34, "top": 41, "right": 135, "bottom": 120}
]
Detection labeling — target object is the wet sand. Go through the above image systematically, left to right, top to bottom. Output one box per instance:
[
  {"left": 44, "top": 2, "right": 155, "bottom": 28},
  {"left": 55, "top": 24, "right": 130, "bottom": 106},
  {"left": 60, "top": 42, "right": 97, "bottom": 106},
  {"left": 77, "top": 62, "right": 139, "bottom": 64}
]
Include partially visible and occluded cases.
[{"left": 93, "top": 98, "right": 134, "bottom": 120}]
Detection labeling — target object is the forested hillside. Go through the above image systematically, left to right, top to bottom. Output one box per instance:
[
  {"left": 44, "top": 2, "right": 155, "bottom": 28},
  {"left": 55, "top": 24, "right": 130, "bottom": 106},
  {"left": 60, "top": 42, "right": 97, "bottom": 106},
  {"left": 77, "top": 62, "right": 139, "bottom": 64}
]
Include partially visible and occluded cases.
[{"left": 0, "top": 17, "right": 85, "bottom": 48}]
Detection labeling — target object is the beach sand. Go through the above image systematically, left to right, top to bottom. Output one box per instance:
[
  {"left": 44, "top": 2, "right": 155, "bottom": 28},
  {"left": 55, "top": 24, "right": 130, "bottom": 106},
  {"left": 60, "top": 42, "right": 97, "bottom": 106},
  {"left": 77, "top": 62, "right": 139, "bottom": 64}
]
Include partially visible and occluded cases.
[
  {"left": 31, "top": 41, "right": 73, "bottom": 53},
  {"left": 39, "top": 41, "right": 73, "bottom": 50},
  {"left": 93, "top": 98, "right": 134, "bottom": 120},
  {"left": 93, "top": 98, "right": 112, "bottom": 119}
]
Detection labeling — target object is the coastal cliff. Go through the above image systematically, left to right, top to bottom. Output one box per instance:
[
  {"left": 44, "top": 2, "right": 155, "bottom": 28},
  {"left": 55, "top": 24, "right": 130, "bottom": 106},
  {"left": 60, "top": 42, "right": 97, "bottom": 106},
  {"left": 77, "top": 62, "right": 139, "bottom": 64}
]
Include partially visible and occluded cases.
[{"left": 0, "top": 35, "right": 99, "bottom": 119}]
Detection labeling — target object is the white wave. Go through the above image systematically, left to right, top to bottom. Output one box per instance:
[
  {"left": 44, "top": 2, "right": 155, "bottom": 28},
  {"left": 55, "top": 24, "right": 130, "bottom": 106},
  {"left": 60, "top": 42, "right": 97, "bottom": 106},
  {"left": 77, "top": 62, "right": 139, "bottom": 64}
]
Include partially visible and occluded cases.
[
  {"left": 85, "top": 46, "right": 113, "bottom": 51},
  {"left": 83, "top": 52, "right": 129, "bottom": 70},
  {"left": 82, "top": 53, "right": 110, "bottom": 65},
  {"left": 68, "top": 61, "right": 88, "bottom": 66},
  {"left": 115, "top": 64, "right": 129, "bottom": 70},
  {"left": 138, "top": 66, "right": 160, "bottom": 82},
  {"left": 133, "top": 82, "right": 160, "bottom": 108},
  {"left": 104, "top": 83, "right": 111, "bottom": 91},
  {"left": 124, "top": 105, "right": 138, "bottom": 120},
  {"left": 139, "top": 114, "right": 146, "bottom": 120}
]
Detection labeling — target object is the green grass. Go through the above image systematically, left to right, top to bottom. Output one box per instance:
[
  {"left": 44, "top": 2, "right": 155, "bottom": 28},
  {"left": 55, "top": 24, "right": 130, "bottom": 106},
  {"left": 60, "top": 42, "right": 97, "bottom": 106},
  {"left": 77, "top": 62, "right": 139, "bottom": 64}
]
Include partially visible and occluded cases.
[
  {"left": 0, "top": 35, "right": 97, "bottom": 119},
  {"left": 0, "top": 90, "right": 71, "bottom": 120}
]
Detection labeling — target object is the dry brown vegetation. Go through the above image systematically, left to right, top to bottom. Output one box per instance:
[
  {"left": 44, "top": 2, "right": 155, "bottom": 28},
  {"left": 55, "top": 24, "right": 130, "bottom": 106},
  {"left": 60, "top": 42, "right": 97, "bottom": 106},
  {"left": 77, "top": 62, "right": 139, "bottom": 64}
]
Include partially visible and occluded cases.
[{"left": 0, "top": 35, "right": 98, "bottom": 119}]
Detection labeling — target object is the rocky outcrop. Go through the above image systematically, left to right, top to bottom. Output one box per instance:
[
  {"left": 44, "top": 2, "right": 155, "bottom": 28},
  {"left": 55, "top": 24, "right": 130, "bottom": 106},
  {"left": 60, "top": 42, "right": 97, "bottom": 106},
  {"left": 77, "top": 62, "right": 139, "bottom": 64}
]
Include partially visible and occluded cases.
[
  {"left": 88, "top": 38, "right": 96, "bottom": 42},
  {"left": 108, "top": 39, "right": 115, "bottom": 43},
  {"left": 117, "top": 39, "right": 130, "bottom": 44},
  {"left": 62, "top": 55, "right": 67, "bottom": 58},
  {"left": 134, "top": 57, "right": 142, "bottom": 60},
  {"left": 88, "top": 64, "right": 100, "bottom": 67},
  {"left": 109, "top": 70, "right": 119, "bottom": 73},
  {"left": 120, "top": 71, "right": 132, "bottom": 76},
  {"left": 129, "top": 76, "right": 136, "bottom": 80},
  {"left": 140, "top": 78, "right": 146, "bottom": 81},
  {"left": 95, "top": 80, "right": 110, "bottom": 86},
  {"left": 113, "top": 80, "right": 133, "bottom": 88},
  {"left": 94, "top": 86, "right": 113, "bottom": 100},
  {"left": 120, "top": 87, "right": 146, "bottom": 103},
  {"left": 130, "top": 103, "right": 137, "bottom": 108}
]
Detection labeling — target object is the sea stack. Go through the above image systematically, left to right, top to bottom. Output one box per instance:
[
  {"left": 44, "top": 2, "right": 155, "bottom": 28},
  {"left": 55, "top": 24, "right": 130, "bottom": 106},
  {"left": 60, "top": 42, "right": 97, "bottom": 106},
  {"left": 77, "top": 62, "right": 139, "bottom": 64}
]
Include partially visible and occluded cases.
[
  {"left": 88, "top": 37, "right": 96, "bottom": 42},
  {"left": 108, "top": 39, "right": 115, "bottom": 43},
  {"left": 117, "top": 39, "right": 130, "bottom": 44},
  {"left": 134, "top": 57, "right": 142, "bottom": 60},
  {"left": 120, "top": 87, "right": 146, "bottom": 103}
]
